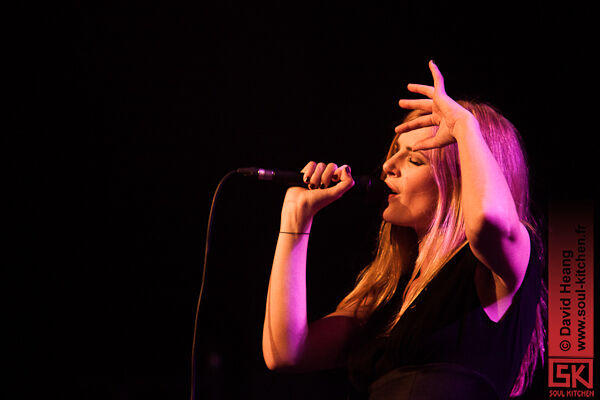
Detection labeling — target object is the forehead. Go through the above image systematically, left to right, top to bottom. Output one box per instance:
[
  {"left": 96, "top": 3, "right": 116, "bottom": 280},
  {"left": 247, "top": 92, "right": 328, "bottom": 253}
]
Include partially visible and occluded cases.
[{"left": 395, "top": 127, "right": 434, "bottom": 147}]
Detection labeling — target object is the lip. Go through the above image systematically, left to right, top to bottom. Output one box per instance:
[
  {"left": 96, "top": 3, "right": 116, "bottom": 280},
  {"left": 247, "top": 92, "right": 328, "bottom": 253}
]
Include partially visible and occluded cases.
[{"left": 385, "top": 181, "right": 399, "bottom": 195}]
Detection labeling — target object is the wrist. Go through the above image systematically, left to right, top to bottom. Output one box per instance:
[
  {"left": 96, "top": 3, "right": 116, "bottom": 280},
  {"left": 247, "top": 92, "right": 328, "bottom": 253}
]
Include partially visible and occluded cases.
[
  {"left": 452, "top": 113, "right": 480, "bottom": 141},
  {"left": 280, "top": 207, "right": 313, "bottom": 234}
]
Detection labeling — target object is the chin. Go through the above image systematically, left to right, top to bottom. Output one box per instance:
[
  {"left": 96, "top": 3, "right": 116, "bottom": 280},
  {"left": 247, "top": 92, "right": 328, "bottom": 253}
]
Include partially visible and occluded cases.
[
  {"left": 382, "top": 207, "right": 392, "bottom": 223},
  {"left": 382, "top": 208, "right": 421, "bottom": 232},
  {"left": 382, "top": 209, "right": 405, "bottom": 227}
]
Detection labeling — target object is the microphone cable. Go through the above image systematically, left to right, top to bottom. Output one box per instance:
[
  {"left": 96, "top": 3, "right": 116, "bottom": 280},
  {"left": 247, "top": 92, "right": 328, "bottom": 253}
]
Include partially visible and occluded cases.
[
  {"left": 189, "top": 166, "right": 387, "bottom": 399},
  {"left": 190, "top": 169, "right": 237, "bottom": 400}
]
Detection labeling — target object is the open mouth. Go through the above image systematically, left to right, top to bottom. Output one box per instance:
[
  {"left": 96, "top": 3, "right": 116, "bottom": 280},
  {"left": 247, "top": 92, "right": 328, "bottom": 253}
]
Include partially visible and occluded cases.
[{"left": 385, "top": 182, "right": 398, "bottom": 196}]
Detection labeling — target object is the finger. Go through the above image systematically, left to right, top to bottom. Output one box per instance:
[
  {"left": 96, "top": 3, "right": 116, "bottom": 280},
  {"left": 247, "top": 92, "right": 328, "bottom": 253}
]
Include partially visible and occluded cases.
[
  {"left": 429, "top": 60, "right": 446, "bottom": 94},
  {"left": 407, "top": 83, "right": 434, "bottom": 98},
  {"left": 398, "top": 98, "right": 433, "bottom": 112},
  {"left": 394, "top": 114, "right": 435, "bottom": 134},
  {"left": 412, "top": 134, "right": 455, "bottom": 151},
  {"left": 301, "top": 161, "right": 316, "bottom": 184},
  {"left": 309, "top": 162, "right": 327, "bottom": 189},
  {"left": 321, "top": 163, "right": 338, "bottom": 188},
  {"left": 334, "top": 164, "right": 352, "bottom": 180},
  {"left": 329, "top": 165, "right": 355, "bottom": 197},
  {"left": 331, "top": 168, "right": 341, "bottom": 183}
]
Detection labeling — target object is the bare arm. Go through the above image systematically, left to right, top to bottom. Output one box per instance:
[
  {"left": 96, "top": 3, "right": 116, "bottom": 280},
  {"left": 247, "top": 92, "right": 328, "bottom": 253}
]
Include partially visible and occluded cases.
[
  {"left": 396, "top": 60, "right": 530, "bottom": 292},
  {"left": 452, "top": 116, "right": 530, "bottom": 291},
  {"left": 262, "top": 162, "right": 362, "bottom": 371}
]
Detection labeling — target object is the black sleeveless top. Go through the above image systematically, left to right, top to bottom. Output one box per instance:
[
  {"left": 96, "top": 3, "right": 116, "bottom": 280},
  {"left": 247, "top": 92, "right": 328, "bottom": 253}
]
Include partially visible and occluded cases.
[{"left": 347, "top": 241, "right": 541, "bottom": 400}]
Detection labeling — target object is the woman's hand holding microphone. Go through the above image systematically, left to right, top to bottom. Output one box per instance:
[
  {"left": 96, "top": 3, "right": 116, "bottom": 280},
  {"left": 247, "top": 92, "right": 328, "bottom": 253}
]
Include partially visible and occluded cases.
[{"left": 280, "top": 162, "right": 355, "bottom": 235}]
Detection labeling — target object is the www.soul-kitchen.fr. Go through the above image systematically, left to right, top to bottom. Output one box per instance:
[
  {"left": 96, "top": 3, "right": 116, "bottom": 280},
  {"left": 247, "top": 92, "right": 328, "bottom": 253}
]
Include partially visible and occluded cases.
[{"left": 559, "top": 224, "right": 589, "bottom": 351}]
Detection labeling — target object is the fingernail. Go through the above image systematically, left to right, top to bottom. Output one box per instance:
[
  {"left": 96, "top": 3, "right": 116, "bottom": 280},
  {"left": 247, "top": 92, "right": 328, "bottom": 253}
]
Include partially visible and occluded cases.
[
  {"left": 345, "top": 166, "right": 351, "bottom": 175},
  {"left": 332, "top": 174, "right": 339, "bottom": 181},
  {"left": 304, "top": 176, "right": 310, "bottom": 184},
  {"left": 309, "top": 183, "right": 316, "bottom": 190},
  {"left": 319, "top": 183, "right": 325, "bottom": 189}
]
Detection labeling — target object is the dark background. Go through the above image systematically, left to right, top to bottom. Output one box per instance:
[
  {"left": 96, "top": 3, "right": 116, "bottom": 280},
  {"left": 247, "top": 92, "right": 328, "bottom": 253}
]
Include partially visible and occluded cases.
[{"left": 17, "top": 1, "right": 596, "bottom": 399}]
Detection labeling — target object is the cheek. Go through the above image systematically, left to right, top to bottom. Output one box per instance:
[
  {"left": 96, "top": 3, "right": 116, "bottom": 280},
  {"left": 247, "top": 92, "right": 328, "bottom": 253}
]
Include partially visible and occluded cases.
[
  {"left": 405, "top": 172, "right": 437, "bottom": 202},
  {"left": 402, "top": 175, "right": 438, "bottom": 218},
  {"left": 417, "top": 175, "right": 439, "bottom": 210},
  {"left": 383, "top": 185, "right": 437, "bottom": 223},
  {"left": 419, "top": 187, "right": 439, "bottom": 217},
  {"left": 407, "top": 189, "right": 436, "bottom": 216}
]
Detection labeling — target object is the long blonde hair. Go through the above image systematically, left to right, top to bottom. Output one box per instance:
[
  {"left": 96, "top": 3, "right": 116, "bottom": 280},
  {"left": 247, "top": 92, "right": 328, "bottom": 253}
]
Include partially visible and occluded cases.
[{"left": 337, "top": 101, "right": 546, "bottom": 397}]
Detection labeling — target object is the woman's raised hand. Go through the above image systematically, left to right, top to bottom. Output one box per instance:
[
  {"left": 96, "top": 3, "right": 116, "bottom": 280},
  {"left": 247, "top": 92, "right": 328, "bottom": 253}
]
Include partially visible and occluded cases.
[
  {"left": 395, "top": 60, "right": 476, "bottom": 151},
  {"left": 280, "top": 162, "right": 354, "bottom": 233}
]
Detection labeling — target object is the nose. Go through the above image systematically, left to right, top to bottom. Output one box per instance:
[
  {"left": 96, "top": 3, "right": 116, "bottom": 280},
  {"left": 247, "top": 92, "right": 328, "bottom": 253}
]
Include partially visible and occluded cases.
[{"left": 383, "top": 154, "right": 399, "bottom": 177}]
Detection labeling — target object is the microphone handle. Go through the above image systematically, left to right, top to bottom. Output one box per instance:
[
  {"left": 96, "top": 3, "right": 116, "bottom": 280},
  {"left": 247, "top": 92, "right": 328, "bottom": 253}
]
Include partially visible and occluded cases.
[{"left": 236, "top": 167, "right": 376, "bottom": 190}]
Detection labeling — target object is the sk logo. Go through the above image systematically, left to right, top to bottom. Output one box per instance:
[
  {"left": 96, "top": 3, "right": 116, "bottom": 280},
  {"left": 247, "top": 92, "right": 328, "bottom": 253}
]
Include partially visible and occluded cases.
[{"left": 549, "top": 359, "right": 593, "bottom": 389}]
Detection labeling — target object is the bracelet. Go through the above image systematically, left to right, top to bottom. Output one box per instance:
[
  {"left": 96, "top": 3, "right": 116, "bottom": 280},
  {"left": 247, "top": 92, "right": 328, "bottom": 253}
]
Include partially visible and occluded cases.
[{"left": 279, "top": 231, "right": 310, "bottom": 235}]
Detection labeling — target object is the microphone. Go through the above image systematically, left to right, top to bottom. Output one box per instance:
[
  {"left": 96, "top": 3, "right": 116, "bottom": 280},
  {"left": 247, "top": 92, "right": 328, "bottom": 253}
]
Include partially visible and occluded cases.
[{"left": 236, "top": 167, "right": 390, "bottom": 205}]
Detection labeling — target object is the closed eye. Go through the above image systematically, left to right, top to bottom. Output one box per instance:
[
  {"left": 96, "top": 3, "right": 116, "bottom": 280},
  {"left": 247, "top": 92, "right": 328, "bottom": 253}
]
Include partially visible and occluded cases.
[{"left": 409, "top": 157, "right": 424, "bottom": 166}]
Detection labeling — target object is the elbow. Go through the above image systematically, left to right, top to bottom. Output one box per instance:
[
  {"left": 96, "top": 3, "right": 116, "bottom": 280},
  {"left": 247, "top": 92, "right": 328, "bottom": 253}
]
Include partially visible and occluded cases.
[
  {"left": 261, "top": 306, "right": 309, "bottom": 371},
  {"left": 262, "top": 335, "right": 303, "bottom": 372},
  {"left": 262, "top": 342, "right": 285, "bottom": 371},
  {"left": 263, "top": 352, "right": 302, "bottom": 372},
  {"left": 263, "top": 353, "right": 280, "bottom": 371},
  {"left": 263, "top": 356, "right": 290, "bottom": 372}
]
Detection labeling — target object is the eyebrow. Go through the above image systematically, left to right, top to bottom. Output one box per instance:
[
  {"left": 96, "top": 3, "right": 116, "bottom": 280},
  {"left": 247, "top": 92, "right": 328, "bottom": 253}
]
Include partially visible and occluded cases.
[
  {"left": 400, "top": 143, "right": 429, "bottom": 160},
  {"left": 409, "top": 148, "right": 429, "bottom": 160}
]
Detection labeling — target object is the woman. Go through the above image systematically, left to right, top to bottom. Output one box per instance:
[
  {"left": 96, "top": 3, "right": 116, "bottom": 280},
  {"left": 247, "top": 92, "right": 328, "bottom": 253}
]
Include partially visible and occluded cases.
[{"left": 262, "top": 61, "right": 546, "bottom": 399}]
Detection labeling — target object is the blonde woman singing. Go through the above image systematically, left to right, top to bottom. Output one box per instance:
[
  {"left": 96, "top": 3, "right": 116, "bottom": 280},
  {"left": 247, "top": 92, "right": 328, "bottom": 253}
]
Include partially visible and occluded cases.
[{"left": 262, "top": 61, "right": 546, "bottom": 400}]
